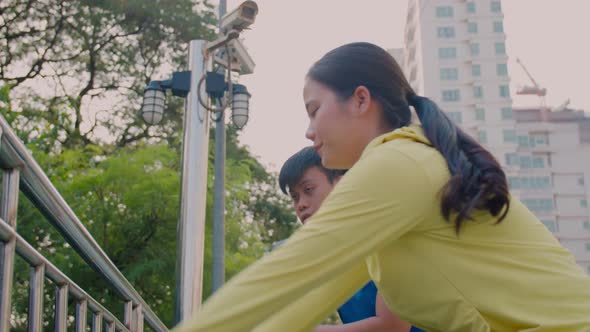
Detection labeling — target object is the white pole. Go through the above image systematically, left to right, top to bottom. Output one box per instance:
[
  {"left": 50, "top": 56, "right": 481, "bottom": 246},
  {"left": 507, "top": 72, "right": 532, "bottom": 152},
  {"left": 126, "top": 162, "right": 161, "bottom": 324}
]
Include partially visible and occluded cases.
[{"left": 175, "top": 39, "right": 210, "bottom": 324}]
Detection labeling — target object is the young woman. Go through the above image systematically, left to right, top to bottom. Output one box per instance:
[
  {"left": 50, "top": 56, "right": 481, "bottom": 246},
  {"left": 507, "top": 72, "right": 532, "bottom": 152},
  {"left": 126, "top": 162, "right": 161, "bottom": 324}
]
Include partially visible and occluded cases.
[{"left": 175, "top": 42, "right": 590, "bottom": 332}]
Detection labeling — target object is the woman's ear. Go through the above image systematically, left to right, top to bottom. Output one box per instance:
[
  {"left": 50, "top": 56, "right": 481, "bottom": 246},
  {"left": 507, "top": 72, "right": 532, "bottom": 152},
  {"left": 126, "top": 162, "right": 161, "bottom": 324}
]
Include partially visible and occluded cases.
[{"left": 351, "top": 86, "right": 372, "bottom": 116}]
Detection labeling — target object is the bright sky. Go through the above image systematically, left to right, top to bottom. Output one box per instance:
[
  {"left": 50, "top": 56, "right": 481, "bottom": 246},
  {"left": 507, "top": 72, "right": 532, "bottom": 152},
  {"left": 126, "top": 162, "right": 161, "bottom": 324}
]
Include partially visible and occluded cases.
[{"left": 225, "top": 0, "right": 590, "bottom": 172}]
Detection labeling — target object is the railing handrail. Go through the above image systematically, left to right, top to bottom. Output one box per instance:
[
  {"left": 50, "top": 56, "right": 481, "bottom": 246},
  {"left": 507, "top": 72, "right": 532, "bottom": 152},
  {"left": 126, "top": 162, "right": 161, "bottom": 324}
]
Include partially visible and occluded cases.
[
  {"left": 0, "top": 115, "right": 168, "bottom": 332},
  {"left": 0, "top": 219, "right": 130, "bottom": 331}
]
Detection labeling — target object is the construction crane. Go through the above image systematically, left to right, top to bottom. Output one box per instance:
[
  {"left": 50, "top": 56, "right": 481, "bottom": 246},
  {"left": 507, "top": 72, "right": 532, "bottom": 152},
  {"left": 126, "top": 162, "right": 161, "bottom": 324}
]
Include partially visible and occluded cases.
[
  {"left": 515, "top": 57, "right": 547, "bottom": 107},
  {"left": 551, "top": 98, "right": 570, "bottom": 112}
]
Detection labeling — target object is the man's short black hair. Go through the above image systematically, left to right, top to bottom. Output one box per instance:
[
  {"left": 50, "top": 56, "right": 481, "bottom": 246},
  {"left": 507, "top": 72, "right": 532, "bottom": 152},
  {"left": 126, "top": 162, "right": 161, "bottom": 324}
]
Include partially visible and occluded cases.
[{"left": 278, "top": 147, "right": 346, "bottom": 195}]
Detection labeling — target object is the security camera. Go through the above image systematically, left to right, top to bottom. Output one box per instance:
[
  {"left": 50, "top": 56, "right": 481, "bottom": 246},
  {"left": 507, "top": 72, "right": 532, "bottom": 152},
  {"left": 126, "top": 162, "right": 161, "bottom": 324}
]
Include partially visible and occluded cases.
[
  {"left": 220, "top": 1, "right": 258, "bottom": 33},
  {"left": 214, "top": 39, "right": 255, "bottom": 75}
]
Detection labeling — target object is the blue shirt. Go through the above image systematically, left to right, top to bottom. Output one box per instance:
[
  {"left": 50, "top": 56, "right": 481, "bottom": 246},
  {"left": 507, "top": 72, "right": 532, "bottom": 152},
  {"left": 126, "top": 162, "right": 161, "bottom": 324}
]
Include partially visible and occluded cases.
[
  {"left": 337, "top": 281, "right": 425, "bottom": 332},
  {"left": 337, "top": 281, "right": 377, "bottom": 323}
]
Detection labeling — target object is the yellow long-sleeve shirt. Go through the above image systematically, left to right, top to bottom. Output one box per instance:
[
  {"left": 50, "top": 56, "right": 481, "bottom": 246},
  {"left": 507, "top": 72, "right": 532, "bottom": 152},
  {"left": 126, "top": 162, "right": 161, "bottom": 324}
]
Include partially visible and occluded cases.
[{"left": 175, "top": 126, "right": 590, "bottom": 332}]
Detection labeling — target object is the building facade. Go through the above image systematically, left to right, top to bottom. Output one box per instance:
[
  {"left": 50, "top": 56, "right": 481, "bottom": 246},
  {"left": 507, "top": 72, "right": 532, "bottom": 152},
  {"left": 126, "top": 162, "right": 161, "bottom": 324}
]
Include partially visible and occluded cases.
[
  {"left": 400, "top": 0, "right": 590, "bottom": 271},
  {"left": 512, "top": 108, "right": 590, "bottom": 272}
]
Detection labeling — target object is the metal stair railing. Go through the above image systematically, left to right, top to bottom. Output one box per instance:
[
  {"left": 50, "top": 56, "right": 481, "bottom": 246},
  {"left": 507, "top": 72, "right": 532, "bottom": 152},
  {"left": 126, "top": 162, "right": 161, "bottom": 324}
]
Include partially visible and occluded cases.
[{"left": 0, "top": 115, "right": 168, "bottom": 332}]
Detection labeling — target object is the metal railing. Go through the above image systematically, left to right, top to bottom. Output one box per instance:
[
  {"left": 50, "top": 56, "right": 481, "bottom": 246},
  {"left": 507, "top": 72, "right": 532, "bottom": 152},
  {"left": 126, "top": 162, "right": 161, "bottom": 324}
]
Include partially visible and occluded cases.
[{"left": 0, "top": 115, "right": 168, "bottom": 332}]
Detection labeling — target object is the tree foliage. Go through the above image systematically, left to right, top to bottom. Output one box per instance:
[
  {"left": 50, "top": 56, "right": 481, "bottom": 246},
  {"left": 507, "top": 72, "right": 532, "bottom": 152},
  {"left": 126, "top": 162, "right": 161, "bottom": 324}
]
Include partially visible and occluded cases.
[
  {"left": 0, "top": 0, "right": 299, "bottom": 328},
  {"left": 0, "top": 0, "right": 216, "bottom": 151}
]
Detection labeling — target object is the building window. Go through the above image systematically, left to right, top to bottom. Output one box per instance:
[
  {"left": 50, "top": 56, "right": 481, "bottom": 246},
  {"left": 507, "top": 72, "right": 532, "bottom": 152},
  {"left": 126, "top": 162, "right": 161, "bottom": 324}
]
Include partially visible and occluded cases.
[
  {"left": 491, "top": 1, "right": 502, "bottom": 13},
  {"left": 467, "top": 2, "right": 476, "bottom": 13},
  {"left": 436, "top": 6, "right": 454, "bottom": 18},
  {"left": 493, "top": 21, "right": 504, "bottom": 33},
  {"left": 468, "top": 22, "right": 478, "bottom": 33},
  {"left": 437, "top": 26, "right": 456, "bottom": 38},
  {"left": 495, "top": 42, "right": 506, "bottom": 55},
  {"left": 470, "top": 43, "right": 480, "bottom": 56},
  {"left": 439, "top": 47, "right": 457, "bottom": 59},
  {"left": 497, "top": 63, "right": 508, "bottom": 76},
  {"left": 472, "top": 64, "right": 481, "bottom": 77},
  {"left": 440, "top": 68, "right": 459, "bottom": 80},
  {"left": 499, "top": 85, "right": 510, "bottom": 98},
  {"left": 474, "top": 86, "right": 483, "bottom": 98},
  {"left": 442, "top": 89, "right": 461, "bottom": 102},
  {"left": 501, "top": 107, "right": 513, "bottom": 120},
  {"left": 475, "top": 108, "right": 485, "bottom": 121},
  {"left": 447, "top": 112, "right": 463, "bottom": 124},
  {"left": 503, "top": 129, "right": 516, "bottom": 143},
  {"left": 478, "top": 130, "right": 487, "bottom": 144},
  {"left": 532, "top": 134, "right": 549, "bottom": 146},
  {"left": 505, "top": 153, "right": 519, "bottom": 166},
  {"left": 520, "top": 156, "right": 532, "bottom": 168},
  {"left": 532, "top": 157, "right": 545, "bottom": 168},
  {"left": 508, "top": 176, "right": 520, "bottom": 189},
  {"left": 521, "top": 176, "right": 551, "bottom": 190},
  {"left": 521, "top": 177, "right": 531, "bottom": 190},
  {"left": 579, "top": 177, "right": 585, "bottom": 186},
  {"left": 522, "top": 198, "right": 554, "bottom": 212},
  {"left": 582, "top": 199, "right": 588, "bottom": 208},
  {"left": 541, "top": 220, "right": 557, "bottom": 233},
  {"left": 584, "top": 220, "right": 590, "bottom": 231},
  {"left": 586, "top": 243, "right": 590, "bottom": 252}
]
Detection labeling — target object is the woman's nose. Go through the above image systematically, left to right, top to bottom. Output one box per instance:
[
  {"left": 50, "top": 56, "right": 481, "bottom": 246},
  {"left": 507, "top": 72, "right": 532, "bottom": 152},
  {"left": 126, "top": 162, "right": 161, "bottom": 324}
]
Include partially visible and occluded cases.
[{"left": 305, "top": 123, "right": 315, "bottom": 141}]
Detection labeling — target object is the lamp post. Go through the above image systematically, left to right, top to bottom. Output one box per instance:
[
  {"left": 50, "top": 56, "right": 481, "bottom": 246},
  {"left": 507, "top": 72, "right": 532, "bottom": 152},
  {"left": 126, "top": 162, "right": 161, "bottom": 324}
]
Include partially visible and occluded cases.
[
  {"left": 139, "top": 0, "right": 257, "bottom": 323},
  {"left": 211, "top": 0, "right": 227, "bottom": 294}
]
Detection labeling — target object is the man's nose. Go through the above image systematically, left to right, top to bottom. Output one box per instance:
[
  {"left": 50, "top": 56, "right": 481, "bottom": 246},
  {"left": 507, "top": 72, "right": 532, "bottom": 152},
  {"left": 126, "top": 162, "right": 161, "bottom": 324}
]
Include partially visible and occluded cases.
[{"left": 296, "top": 197, "right": 309, "bottom": 212}]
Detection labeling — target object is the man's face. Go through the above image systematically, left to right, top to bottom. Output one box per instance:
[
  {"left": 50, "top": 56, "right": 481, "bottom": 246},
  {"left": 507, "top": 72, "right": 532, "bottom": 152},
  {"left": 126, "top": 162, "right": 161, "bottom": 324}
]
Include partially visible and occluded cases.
[{"left": 288, "top": 166, "right": 337, "bottom": 224}]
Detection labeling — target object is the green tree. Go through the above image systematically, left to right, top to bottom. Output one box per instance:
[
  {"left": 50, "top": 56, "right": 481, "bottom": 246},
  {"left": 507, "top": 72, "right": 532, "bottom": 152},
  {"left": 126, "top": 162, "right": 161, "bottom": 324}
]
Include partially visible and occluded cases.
[
  {"left": 0, "top": 0, "right": 216, "bottom": 150},
  {"left": 1, "top": 0, "right": 299, "bottom": 328},
  {"left": 3, "top": 84, "right": 297, "bottom": 328}
]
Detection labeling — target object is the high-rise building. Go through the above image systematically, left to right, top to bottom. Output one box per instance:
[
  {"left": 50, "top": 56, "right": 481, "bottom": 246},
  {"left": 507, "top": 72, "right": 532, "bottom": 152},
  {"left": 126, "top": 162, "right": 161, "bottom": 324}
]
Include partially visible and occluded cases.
[
  {"left": 401, "top": 0, "right": 590, "bottom": 271},
  {"left": 403, "top": 0, "right": 515, "bottom": 165},
  {"left": 512, "top": 107, "right": 590, "bottom": 272}
]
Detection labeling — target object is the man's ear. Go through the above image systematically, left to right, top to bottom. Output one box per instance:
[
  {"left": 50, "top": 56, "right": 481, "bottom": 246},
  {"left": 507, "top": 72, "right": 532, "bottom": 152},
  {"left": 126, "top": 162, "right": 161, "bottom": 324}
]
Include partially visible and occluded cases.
[{"left": 351, "top": 85, "right": 372, "bottom": 116}]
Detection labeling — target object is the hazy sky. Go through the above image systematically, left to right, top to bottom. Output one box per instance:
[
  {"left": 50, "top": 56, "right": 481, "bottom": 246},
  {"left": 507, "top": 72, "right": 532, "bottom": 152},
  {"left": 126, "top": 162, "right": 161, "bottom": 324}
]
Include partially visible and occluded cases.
[{"left": 223, "top": 0, "right": 590, "bottom": 172}]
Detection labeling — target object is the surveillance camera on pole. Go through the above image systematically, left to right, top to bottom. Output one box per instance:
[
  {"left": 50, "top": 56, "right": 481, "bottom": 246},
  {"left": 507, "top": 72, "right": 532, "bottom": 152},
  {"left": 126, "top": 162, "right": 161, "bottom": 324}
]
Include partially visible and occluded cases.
[{"left": 219, "top": 0, "right": 258, "bottom": 33}]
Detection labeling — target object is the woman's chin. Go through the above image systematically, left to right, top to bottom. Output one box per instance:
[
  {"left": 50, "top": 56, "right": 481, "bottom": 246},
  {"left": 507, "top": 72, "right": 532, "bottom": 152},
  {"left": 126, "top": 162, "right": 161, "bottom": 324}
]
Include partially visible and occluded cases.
[{"left": 321, "top": 156, "right": 348, "bottom": 170}]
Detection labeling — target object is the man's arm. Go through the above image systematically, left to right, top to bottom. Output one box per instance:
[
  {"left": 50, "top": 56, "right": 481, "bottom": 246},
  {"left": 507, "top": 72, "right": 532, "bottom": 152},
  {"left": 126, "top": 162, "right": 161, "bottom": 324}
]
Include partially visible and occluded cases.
[{"left": 313, "top": 292, "right": 411, "bottom": 332}]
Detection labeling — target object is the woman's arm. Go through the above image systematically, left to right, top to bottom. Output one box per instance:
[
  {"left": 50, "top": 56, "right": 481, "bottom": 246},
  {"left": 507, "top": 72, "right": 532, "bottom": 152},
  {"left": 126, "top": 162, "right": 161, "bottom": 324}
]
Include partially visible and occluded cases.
[{"left": 173, "top": 149, "right": 433, "bottom": 332}]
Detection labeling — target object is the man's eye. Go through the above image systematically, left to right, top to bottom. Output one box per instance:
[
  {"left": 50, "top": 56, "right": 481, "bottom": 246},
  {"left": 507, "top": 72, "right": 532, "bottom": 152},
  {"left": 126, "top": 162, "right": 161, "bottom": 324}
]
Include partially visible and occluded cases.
[{"left": 303, "top": 187, "right": 314, "bottom": 194}]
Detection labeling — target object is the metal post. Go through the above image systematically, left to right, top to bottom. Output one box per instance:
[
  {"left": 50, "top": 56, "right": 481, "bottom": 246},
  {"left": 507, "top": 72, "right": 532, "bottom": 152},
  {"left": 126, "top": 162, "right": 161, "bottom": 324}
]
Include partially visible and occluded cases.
[
  {"left": 212, "top": 0, "right": 227, "bottom": 294},
  {"left": 174, "top": 39, "right": 210, "bottom": 323},
  {"left": 0, "top": 168, "right": 19, "bottom": 332},
  {"left": 28, "top": 264, "right": 45, "bottom": 332},
  {"left": 54, "top": 284, "right": 69, "bottom": 332},
  {"left": 74, "top": 299, "right": 87, "bottom": 332},
  {"left": 124, "top": 301, "right": 133, "bottom": 330},
  {"left": 133, "top": 304, "right": 144, "bottom": 332},
  {"left": 92, "top": 312, "right": 102, "bottom": 332}
]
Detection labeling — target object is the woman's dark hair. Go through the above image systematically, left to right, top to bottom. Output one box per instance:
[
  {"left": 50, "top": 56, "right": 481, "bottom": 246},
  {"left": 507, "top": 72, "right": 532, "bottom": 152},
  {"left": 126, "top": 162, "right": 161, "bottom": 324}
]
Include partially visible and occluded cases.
[{"left": 307, "top": 42, "right": 509, "bottom": 233}]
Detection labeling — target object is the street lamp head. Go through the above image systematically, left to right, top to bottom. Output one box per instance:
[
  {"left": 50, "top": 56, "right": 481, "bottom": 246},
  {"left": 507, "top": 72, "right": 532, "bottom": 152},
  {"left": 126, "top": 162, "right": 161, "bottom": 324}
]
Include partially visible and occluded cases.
[
  {"left": 141, "top": 81, "right": 166, "bottom": 125},
  {"left": 231, "top": 84, "right": 250, "bottom": 129}
]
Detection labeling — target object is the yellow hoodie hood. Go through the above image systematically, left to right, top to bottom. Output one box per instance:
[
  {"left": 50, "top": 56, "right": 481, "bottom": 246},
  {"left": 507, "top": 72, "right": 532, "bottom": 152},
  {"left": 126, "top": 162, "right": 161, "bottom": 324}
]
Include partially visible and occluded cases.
[{"left": 361, "top": 124, "right": 432, "bottom": 159}]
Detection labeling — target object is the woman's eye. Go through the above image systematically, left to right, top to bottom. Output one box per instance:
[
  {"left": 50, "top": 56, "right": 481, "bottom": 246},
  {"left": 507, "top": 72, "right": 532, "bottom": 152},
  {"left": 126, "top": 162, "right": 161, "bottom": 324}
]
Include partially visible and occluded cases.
[
  {"left": 309, "top": 107, "right": 319, "bottom": 118},
  {"left": 303, "top": 187, "right": 314, "bottom": 194}
]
